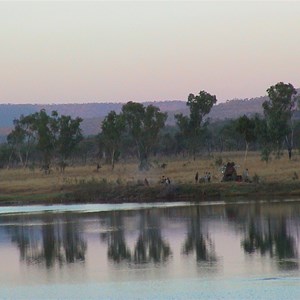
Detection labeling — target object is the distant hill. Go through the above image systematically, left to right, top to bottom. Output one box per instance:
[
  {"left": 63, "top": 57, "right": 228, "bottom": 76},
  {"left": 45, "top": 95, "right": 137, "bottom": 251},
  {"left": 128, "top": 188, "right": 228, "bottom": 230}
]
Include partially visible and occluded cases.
[
  {"left": 0, "top": 92, "right": 293, "bottom": 137},
  {"left": 209, "top": 96, "right": 265, "bottom": 120},
  {"left": 0, "top": 103, "right": 124, "bottom": 128}
]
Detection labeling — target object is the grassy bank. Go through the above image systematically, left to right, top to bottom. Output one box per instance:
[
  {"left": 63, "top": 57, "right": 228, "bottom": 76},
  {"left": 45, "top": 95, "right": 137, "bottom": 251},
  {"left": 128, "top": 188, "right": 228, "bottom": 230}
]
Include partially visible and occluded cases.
[{"left": 1, "top": 151, "right": 300, "bottom": 205}]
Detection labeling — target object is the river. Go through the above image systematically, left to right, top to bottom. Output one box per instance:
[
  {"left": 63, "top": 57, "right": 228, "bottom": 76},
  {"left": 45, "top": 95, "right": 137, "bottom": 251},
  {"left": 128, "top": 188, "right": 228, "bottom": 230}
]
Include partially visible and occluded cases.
[{"left": 0, "top": 200, "right": 299, "bottom": 299}]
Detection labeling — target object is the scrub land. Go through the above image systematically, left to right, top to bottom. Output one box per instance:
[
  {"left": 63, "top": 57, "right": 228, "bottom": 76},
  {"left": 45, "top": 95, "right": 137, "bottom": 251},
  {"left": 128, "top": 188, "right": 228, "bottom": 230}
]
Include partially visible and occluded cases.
[{"left": 1, "top": 151, "right": 300, "bottom": 206}]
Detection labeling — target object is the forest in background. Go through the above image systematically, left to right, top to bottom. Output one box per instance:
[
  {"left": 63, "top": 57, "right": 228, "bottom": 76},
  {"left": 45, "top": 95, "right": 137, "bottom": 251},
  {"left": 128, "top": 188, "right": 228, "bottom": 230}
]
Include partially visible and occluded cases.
[
  {"left": 0, "top": 83, "right": 299, "bottom": 173},
  {"left": 0, "top": 94, "right": 271, "bottom": 139}
]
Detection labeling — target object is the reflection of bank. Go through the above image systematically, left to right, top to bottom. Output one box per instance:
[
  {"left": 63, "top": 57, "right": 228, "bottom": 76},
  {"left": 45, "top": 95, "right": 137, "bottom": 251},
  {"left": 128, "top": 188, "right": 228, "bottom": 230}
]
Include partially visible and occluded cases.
[
  {"left": 3, "top": 202, "right": 299, "bottom": 276},
  {"left": 225, "top": 203, "right": 299, "bottom": 270},
  {"left": 182, "top": 206, "right": 217, "bottom": 264},
  {"left": 101, "top": 210, "right": 172, "bottom": 264},
  {"left": 133, "top": 210, "right": 171, "bottom": 264},
  {"left": 100, "top": 211, "right": 131, "bottom": 263},
  {"left": 6, "top": 215, "right": 87, "bottom": 268},
  {"left": 241, "top": 217, "right": 298, "bottom": 270}
]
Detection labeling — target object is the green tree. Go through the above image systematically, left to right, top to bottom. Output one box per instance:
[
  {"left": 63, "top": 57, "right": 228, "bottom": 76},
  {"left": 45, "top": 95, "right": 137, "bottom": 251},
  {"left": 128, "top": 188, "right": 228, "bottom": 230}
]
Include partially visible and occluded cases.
[
  {"left": 263, "top": 82, "right": 298, "bottom": 159},
  {"left": 175, "top": 91, "right": 217, "bottom": 160},
  {"left": 122, "top": 102, "right": 167, "bottom": 170},
  {"left": 8, "top": 110, "right": 83, "bottom": 172},
  {"left": 29, "top": 110, "right": 58, "bottom": 171},
  {"left": 100, "top": 111, "right": 125, "bottom": 170},
  {"left": 7, "top": 114, "right": 37, "bottom": 168},
  {"left": 174, "top": 114, "right": 190, "bottom": 156},
  {"left": 55, "top": 115, "right": 83, "bottom": 172},
  {"left": 235, "top": 115, "right": 257, "bottom": 164},
  {"left": 254, "top": 115, "right": 273, "bottom": 163},
  {"left": 7, "top": 118, "right": 27, "bottom": 167},
  {"left": 156, "top": 126, "right": 178, "bottom": 156},
  {"left": 73, "top": 136, "right": 99, "bottom": 165},
  {"left": 0, "top": 143, "right": 11, "bottom": 168}
]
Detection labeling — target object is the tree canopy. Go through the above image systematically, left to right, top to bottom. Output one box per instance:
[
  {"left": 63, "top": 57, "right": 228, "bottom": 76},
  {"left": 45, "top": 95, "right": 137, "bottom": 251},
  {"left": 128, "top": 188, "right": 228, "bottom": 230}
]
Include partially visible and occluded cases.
[
  {"left": 3, "top": 82, "right": 300, "bottom": 172},
  {"left": 263, "top": 82, "right": 298, "bottom": 159},
  {"left": 175, "top": 90, "right": 217, "bottom": 159},
  {"left": 122, "top": 102, "right": 167, "bottom": 170},
  {"left": 7, "top": 110, "right": 82, "bottom": 172},
  {"left": 100, "top": 110, "right": 125, "bottom": 170},
  {"left": 235, "top": 115, "right": 257, "bottom": 163}
]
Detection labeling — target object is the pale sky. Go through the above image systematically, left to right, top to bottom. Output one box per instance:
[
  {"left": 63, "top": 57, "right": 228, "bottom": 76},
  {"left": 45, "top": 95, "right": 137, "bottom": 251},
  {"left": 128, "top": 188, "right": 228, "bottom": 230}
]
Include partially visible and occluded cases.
[{"left": 0, "top": 1, "right": 299, "bottom": 104}]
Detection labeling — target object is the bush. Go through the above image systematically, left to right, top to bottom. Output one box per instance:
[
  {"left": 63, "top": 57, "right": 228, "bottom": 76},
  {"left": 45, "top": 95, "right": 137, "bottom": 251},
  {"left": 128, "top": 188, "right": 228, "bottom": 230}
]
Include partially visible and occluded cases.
[
  {"left": 215, "top": 157, "right": 223, "bottom": 167},
  {"left": 252, "top": 173, "right": 260, "bottom": 183}
]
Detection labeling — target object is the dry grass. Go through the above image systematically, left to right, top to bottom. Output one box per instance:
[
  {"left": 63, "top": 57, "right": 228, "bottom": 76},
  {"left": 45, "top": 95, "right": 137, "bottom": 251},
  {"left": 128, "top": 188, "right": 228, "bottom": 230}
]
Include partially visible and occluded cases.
[
  {"left": 1, "top": 151, "right": 300, "bottom": 203},
  {"left": 136, "top": 151, "right": 300, "bottom": 184}
]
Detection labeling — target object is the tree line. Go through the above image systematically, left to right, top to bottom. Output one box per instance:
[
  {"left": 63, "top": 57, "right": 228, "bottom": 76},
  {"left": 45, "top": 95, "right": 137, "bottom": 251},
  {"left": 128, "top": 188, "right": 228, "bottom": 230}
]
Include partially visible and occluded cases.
[
  {"left": 0, "top": 82, "right": 299, "bottom": 172},
  {"left": 2, "top": 109, "right": 83, "bottom": 172}
]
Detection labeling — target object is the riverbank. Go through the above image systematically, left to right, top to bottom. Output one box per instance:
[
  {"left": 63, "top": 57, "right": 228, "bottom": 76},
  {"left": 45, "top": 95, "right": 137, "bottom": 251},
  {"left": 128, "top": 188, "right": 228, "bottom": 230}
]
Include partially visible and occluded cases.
[
  {"left": 1, "top": 152, "right": 300, "bottom": 206},
  {"left": 1, "top": 180, "right": 300, "bottom": 206}
]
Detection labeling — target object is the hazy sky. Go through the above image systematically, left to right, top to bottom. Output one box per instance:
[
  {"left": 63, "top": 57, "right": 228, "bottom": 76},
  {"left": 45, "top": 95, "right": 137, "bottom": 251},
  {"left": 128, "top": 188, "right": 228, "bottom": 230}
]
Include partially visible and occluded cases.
[{"left": 0, "top": 1, "right": 299, "bottom": 104}]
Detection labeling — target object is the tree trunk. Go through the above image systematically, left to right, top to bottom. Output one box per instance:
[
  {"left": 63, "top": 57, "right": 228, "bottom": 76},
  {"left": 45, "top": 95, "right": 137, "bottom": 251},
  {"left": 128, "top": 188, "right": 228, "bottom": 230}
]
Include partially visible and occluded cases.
[
  {"left": 285, "top": 135, "right": 292, "bottom": 160},
  {"left": 219, "top": 137, "right": 223, "bottom": 153},
  {"left": 244, "top": 142, "right": 249, "bottom": 165},
  {"left": 288, "top": 148, "right": 292, "bottom": 160},
  {"left": 111, "top": 149, "right": 115, "bottom": 170},
  {"left": 7, "top": 150, "right": 14, "bottom": 169},
  {"left": 18, "top": 150, "right": 24, "bottom": 167},
  {"left": 139, "top": 152, "right": 149, "bottom": 171}
]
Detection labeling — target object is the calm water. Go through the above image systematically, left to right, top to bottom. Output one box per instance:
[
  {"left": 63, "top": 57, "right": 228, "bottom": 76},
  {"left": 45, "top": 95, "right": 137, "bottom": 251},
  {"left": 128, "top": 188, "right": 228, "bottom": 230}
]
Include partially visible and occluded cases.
[{"left": 0, "top": 201, "right": 300, "bottom": 299}]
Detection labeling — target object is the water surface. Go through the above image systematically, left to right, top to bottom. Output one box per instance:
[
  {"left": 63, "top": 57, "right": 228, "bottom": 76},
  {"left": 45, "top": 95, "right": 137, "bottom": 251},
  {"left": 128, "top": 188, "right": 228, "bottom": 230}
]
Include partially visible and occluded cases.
[{"left": 0, "top": 201, "right": 300, "bottom": 299}]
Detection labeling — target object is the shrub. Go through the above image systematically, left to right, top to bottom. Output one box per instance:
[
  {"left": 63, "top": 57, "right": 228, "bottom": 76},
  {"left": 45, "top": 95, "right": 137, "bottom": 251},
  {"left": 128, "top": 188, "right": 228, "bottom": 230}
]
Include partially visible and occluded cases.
[
  {"left": 215, "top": 157, "right": 223, "bottom": 167},
  {"left": 252, "top": 173, "right": 260, "bottom": 183}
]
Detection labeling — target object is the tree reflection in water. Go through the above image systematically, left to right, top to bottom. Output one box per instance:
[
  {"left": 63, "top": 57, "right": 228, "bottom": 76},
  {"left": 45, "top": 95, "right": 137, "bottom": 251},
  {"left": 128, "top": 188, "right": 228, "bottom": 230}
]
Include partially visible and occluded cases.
[
  {"left": 182, "top": 207, "right": 216, "bottom": 264},
  {"left": 101, "top": 210, "right": 172, "bottom": 264},
  {"left": 133, "top": 210, "right": 171, "bottom": 264},
  {"left": 100, "top": 211, "right": 131, "bottom": 263},
  {"left": 8, "top": 215, "right": 86, "bottom": 268},
  {"left": 242, "top": 216, "right": 298, "bottom": 270},
  {"left": 63, "top": 220, "right": 86, "bottom": 263},
  {"left": 10, "top": 222, "right": 35, "bottom": 262}
]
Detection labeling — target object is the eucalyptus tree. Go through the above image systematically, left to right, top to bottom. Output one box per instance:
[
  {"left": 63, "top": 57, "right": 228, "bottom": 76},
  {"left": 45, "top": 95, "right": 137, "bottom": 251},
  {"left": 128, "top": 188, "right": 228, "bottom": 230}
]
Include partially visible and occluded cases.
[
  {"left": 263, "top": 82, "right": 298, "bottom": 159},
  {"left": 175, "top": 90, "right": 217, "bottom": 159},
  {"left": 122, "top": 102, "right": 167, "bottom": 170},
  {"left": 8, "top": 109, "right": 83, "bottom": 172},
  {"left": 29, "top": 110, "right": 58, "bottom": 171},
  {"left": 100, "top": 110, "right": 125, "bottom": 170},
  {"left": 7, "top": 114, "right": 37, "bottom": 168},
  {"left": 55, "top": 114, "right": 83, "bottom": 172},
  {"left": 235, "top": 115, "right": 256, "bottom": 163},
  {"left": 253, "top": 115, "right": 273, "bottom": 163},
  {"left": 7, "top": 118, "right": 27, "bottom": 167},
  {"left": 215, "top": 120, "right": 245, "bottom": 152},
  {"left": 74, "top": 136, "right": 99, "bottom": 165},
  {"left": 0, "top": 143, "right": 11, "bottom": 168}
]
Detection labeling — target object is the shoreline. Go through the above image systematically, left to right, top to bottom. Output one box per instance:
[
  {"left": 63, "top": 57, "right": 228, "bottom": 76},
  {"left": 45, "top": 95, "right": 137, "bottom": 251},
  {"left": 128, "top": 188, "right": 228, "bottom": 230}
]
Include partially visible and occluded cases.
[{"left": 1, "top": 181, "right": 300, "bottom": 207}]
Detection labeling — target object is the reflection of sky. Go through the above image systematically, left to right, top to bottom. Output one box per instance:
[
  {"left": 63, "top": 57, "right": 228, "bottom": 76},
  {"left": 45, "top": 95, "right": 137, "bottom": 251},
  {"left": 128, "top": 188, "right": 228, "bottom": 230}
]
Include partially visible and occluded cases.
[{"left": 0, "top": 202, "right": 300, "bottom": 290}]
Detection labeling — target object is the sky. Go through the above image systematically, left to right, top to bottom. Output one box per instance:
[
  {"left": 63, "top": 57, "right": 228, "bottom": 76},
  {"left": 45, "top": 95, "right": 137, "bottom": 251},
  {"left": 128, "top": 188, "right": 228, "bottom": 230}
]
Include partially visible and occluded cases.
[{"left": 0, "top": 1, "right": 299, "bottom": 104}]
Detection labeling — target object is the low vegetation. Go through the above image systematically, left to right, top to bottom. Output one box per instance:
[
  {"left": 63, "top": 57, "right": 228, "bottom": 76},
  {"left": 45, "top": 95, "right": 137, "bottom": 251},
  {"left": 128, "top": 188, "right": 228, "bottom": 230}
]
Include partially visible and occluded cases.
[
  {"left": 1, "top": 82, "right": 300, "bottom": 205},
  {"left": 1, "top": 151, "right": 300, "bottom": 205}
]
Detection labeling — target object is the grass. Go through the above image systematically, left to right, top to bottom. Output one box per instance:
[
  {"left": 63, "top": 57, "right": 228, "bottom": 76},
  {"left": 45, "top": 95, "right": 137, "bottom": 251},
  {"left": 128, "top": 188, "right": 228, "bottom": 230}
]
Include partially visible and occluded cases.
[{"left": 1, "top": 151, "right": 300, "bottom": 205}]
